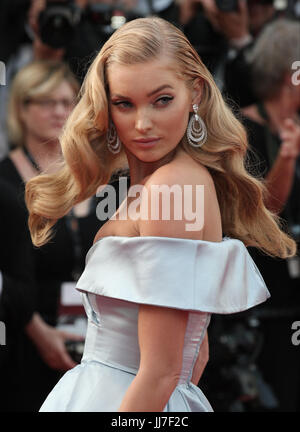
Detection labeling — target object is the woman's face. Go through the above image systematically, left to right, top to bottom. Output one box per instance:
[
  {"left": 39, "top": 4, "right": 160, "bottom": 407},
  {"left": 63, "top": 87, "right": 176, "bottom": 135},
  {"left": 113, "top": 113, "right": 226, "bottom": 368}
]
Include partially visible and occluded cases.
[
  {"left": 107, "top": 58, "right": 196, "bottom": 164},
  {"left": 21, "top": 80, "right": 76, "bottom": 144}
]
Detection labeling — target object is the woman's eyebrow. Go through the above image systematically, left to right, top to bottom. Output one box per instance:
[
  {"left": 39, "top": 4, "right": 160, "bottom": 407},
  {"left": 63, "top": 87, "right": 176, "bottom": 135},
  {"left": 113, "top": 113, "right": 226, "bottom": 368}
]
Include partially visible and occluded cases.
[
  {"left": 111, "top": 84, "right": 174, "bottom": 99},
  {"left": 147, "top": 84, "right": 174, "bottom": 97}
]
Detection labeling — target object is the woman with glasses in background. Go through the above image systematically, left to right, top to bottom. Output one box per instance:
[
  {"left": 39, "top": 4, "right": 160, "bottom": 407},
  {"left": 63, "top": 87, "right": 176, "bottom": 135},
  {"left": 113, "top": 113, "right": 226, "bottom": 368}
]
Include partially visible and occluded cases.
[{"left": 0, "top": 61, "right": 101, "bottom": 411}]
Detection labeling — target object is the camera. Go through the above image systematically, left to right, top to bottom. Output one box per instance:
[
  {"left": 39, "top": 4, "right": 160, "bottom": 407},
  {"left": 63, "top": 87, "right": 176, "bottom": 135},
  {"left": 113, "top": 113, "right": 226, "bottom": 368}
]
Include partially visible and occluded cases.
[
  {"left": 38, "top": 0, "right": 133, "bottom": 49},
  {"left": 38, "top": 1, "right": 81, "bottom": 49}
]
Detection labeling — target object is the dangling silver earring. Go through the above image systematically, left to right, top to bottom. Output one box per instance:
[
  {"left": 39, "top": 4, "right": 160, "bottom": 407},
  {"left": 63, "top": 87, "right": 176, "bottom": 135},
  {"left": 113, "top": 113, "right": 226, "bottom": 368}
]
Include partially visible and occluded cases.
[
  {"left": 187, "top": 104, "right": 207, "bottom": 148},
  {"left": 107, "top": 121, "right": 121, "bottom": 154}
]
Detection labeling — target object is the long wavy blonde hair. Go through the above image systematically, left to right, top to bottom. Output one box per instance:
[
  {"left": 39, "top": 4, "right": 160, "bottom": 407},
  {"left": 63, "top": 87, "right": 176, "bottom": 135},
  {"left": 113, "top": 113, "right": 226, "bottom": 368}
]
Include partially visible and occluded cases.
[{"left": 26, "top": 16, "right": 296, "bottom": 258}]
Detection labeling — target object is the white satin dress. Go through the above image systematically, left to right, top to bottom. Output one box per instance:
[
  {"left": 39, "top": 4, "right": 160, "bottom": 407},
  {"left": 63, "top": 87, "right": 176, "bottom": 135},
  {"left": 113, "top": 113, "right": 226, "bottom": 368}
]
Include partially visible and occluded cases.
[{"left": 39, "top": 236, "right": 270, "bottom": 412}]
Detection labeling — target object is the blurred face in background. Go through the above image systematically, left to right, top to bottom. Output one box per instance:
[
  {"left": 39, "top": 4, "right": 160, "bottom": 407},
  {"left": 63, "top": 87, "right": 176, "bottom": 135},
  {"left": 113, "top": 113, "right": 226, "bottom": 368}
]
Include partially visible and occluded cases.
[{"left": 20, "top": 80, "right": 76, "bottom": 144}]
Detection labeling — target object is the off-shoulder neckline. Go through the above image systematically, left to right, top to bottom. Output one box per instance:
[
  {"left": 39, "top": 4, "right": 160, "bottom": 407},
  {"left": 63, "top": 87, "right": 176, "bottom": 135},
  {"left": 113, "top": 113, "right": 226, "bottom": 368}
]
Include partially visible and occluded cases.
[
  {"left": 77, "top": 234, "right": 269, "bottom": 315},
  {"left": 91, "top": 235, "right": 238, "bottom": 250}
]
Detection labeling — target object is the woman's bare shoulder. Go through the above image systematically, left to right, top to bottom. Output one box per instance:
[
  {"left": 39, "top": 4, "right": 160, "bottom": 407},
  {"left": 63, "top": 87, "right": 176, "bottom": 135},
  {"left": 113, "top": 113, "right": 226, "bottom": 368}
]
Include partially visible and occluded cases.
[
  {"left": 138, "top": 148, "right": 219, "bottom": 241},
  {"left": 145, "top": 148, "right": 212, "bottom": 188}
]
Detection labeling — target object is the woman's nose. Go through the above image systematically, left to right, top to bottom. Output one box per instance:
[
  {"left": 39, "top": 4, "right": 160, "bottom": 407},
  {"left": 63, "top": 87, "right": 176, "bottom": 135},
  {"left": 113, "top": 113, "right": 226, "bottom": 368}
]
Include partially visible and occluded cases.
[
  {"left": 52, "top": 101, "right": 69, "bottom": 117},
  {"left": 135, "top": 110, "right": 153, "bottom": 133}
]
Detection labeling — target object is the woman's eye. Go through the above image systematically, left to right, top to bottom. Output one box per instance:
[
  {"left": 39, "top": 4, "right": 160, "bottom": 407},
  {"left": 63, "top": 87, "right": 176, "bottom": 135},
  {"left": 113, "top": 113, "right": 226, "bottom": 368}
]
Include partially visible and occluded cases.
[
  {"left": 111, "top": 96, "right": 173, "bottom": 109},
  {"left": 156, "top": 96, "right": 174, "bottom": 106},
  {"left": 112, "top": 101, "right": 132, "bottom": 109}
]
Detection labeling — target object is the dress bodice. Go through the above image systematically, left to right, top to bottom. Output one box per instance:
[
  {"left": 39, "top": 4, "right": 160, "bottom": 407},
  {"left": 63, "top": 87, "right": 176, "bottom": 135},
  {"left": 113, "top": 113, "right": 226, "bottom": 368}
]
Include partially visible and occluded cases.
[
  {"left": 76, "top": 236, "right": 270, "bottom": 385},
  {"left": 81, "top": 293, "right": 210, "bottom": 384}
]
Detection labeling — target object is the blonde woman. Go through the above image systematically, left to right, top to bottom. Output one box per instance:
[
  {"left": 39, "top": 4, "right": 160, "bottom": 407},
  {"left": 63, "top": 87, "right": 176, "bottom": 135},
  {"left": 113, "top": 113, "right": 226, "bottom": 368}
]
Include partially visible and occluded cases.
[{"left": 26, "top": 18, "right": 296, "bottom": 412}]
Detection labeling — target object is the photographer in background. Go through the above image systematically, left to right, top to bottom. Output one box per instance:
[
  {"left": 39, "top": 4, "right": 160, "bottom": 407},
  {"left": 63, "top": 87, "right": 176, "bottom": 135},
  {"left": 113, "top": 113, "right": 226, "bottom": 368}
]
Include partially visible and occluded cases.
[
  {"left": 30, "top": 0, "right": 179, "bottom": 79},
  {"left": 178, "top": 0, "right": 283, "bottom": 105},
  {"left": 241, "top": 18, "right": 300, "bottom": 412},
  {"left": 242, "top": 18, "right": 300, "bottom": 411}
]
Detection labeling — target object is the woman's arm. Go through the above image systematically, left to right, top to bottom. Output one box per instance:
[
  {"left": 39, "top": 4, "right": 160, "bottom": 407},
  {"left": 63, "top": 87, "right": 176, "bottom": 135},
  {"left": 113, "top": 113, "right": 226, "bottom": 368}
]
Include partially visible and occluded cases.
[
  {"left": 260, "top": 118, "right": 300, "bottom": 214},
  {"left": 264, "top": 154, "right": 297, "bottom": 214},
  {"left": 118, "top": 163, "right": 211, "bottom": 411},
  {"left": 118, "top": 305, "right": 189, "bottom": 412}
]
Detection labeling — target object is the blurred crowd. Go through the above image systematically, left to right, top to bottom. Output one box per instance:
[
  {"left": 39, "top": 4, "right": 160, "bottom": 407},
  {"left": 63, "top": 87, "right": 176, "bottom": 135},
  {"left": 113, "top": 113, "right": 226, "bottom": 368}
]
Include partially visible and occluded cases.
[{"left": 0, "top": 0, "right": 300, "bottom": 412}]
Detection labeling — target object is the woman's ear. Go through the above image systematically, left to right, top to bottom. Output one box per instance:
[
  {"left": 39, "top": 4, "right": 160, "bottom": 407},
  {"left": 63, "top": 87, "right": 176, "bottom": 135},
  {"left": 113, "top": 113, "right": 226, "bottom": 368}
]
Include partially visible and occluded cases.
[{"left": 191, "top": 78, "right": 203, "bottom": 107}]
